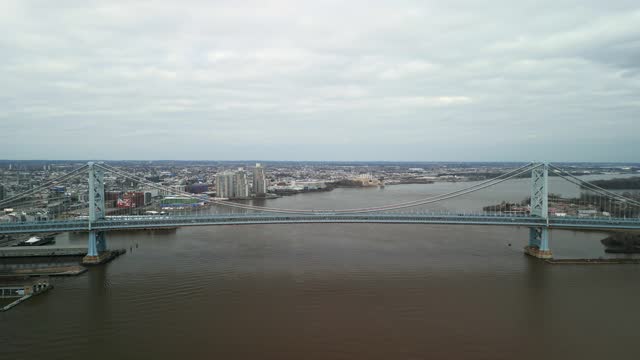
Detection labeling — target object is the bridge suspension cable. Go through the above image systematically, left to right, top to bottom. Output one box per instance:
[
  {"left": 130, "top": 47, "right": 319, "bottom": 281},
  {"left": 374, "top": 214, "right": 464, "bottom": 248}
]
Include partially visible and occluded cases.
[
  {"left": 96, "top": 162, "right": 538, "bottom": 214},
  {"left": 205, "top": 162, "right": 538, "bottom": 214},
  {"left": 95, "top": 163, "right": 209, "bottom": 199},
  {"left": 549, "top": 164, "right": 640, "bottom": 208},
  {"left": 0, "top": 165, "right": 89, "bottom": 208}
]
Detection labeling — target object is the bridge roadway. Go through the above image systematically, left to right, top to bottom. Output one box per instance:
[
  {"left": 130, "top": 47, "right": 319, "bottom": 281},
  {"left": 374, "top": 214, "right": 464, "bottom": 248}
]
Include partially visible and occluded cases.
[{"left": 1, "top": 213, "right": 640, "bottom": 235}]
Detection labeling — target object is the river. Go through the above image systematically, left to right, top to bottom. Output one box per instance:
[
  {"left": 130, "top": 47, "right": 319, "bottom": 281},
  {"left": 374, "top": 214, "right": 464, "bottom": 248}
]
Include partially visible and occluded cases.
[{"left": 2, "top": 176, "right": 640, "bottom": 359}]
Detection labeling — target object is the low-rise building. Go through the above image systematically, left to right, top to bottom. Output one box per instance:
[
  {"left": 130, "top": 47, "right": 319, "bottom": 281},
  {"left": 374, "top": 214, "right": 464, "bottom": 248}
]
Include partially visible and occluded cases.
[
  {"left": 160, "top": 196, "right": 202, "bottom": 208},
  {"left": 1, "top": 278, "right": 50, "bottom": 299}
]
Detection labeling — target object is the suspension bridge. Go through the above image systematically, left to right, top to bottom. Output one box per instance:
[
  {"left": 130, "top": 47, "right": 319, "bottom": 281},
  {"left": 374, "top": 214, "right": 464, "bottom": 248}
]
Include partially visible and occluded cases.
[{"left": 1, "top": 162, "right": 639, "bottom": 263}]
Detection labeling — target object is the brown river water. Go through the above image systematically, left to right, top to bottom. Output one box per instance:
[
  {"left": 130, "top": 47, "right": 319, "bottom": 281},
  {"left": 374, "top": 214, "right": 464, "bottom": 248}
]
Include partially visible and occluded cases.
[{"left": 1, "top": 177, "right": 640, "bottom": 359}]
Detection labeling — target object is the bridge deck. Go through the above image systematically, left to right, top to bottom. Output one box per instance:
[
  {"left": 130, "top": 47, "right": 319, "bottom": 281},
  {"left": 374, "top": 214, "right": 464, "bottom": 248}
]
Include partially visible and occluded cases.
[{"left": 1, "top": 214, "right": 640, "bottom": 234}]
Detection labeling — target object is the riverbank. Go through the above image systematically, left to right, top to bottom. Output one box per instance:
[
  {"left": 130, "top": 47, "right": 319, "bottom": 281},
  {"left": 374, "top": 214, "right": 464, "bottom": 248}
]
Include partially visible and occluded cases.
[
  {"left": 0, "top": 247, "right": 88, "bottom": 258},
  {"left": 546, "top": 258, "right": 640, "bottom": 265},
  {"left": 0, "top": 265, "right": 87, "bottom": 277}
]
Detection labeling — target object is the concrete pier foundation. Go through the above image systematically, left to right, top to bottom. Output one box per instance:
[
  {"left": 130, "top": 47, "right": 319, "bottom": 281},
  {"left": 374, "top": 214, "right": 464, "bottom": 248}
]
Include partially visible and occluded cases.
[
  {"left": 525, "top": 227, "right": 553, "bottom": 259},
  {"left": 524, "top": 245, "right": 553, "bottom": 259},
  {"left": 82, "top": 249, "right": 126, "bottom": 265}
]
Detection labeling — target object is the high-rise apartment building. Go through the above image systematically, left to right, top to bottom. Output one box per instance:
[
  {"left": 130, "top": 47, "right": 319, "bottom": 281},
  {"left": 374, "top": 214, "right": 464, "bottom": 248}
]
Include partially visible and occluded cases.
[
  {"left": 253, "top": 163, "right": 266, "bottom": 197},
  {"left": 216, "top": 170, "right": 249, "bottom": 199},
  {"left": 233, "top": 170, "right": 249, "bottom": 198},
  {"left": 216, "top": 172, "right": 234, "bottom": 198},
  {"left": 0, "top": 183, "right": 5, "bottom": 201}
]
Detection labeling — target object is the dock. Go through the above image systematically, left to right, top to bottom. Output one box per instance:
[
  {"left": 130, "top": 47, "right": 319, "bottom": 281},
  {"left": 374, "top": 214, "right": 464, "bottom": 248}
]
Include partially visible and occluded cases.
[
  {"left": 0, "top": 247, "right": 88, "bottom": 258},
  {"left": 0, "top": 265, "right": 87, "bottom": 277},
  {"left": 1, "top": 277, "right": 52, "bottom": 312}
]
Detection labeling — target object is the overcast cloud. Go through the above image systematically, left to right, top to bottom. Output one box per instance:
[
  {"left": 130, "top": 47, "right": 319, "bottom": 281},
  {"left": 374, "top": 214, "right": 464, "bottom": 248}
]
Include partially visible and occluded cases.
[{"left": 1, "top": 0, "right": 639, "bottom": 161}]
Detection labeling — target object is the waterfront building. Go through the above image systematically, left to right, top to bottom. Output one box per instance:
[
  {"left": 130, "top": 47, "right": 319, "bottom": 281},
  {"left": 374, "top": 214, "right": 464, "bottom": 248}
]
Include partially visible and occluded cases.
[
  {"left": 253, "top": 163, "right": 267, "bottom": 197},
  {"left": 216, "top": 170, "right": 249, "bottom": 199},
  {"left": 234, "top": 170, "right": 249, "bottom": 198},
  {"left": 216, "top": 172, "right": 234, "bottom": 198},
  {"left": 355, "top": 173, "right": 381, "bottom": 187},
  {"left": 292, "top": 180, "right": 326, "bottom": 190},
  {"left": 116, "top": 192, "right": 146, "bottom": 208},
  {"left": 160, "top": 196, "right": 202, "bottom": 208},
  {"left": 1, "top": 277, "right": 50, "bottom": 299}
]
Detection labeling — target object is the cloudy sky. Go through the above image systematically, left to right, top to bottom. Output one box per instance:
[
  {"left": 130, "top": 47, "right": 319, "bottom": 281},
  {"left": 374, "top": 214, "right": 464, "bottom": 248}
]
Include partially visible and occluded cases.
[{"left": 1, "top": 0, "right": 638, "bottom": 161}]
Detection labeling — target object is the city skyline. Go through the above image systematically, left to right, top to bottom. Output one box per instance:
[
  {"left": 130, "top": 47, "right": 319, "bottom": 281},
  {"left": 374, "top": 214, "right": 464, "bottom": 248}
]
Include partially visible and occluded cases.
[
  {"left": 1, "top": 1, "right": 639, "bottom": 162},
  {"left": 1, "top": 158, "right": 640, "bottom": 165}
]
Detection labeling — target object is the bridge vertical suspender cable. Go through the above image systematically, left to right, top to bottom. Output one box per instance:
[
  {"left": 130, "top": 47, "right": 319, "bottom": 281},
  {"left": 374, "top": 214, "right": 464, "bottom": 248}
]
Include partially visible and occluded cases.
[
  {"left": 95, "top": 162, "right": 539, "bottom": 214},
  {"left": 0, "top": 165, "right": 90, "bottom": 209}
]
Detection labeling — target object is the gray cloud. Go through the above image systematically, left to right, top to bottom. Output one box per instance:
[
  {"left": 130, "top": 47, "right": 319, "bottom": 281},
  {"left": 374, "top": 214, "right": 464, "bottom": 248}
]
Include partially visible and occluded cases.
[{"left": 0, "top": 0, "right": 639, "bottom": 161}]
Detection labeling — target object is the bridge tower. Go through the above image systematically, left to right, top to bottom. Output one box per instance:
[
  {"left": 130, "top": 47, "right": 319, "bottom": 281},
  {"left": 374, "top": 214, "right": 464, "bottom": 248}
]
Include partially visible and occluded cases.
[
  {"left": 83, "top": 162, "right": 109, "bottom": 264},
  {"left": 525, "top": 163, "right": 552, "bottom": 259}
]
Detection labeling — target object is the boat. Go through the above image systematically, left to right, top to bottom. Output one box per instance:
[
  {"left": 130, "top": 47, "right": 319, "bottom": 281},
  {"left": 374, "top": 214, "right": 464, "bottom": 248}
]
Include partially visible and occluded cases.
[{"left": 17, "top": 235, "right": 55, "bottom": 246}]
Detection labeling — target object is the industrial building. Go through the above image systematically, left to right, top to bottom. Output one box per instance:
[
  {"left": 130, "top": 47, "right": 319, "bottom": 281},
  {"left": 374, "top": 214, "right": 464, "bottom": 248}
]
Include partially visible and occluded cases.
[
  {"left": 188, "top": 183, "right": 209, "bottom": 194},
  {"left": 107, "top": 192, "right": 154, "bottom": 208},
  {"left": 117, "top": 192, "right": 145, "bottom": 208}
]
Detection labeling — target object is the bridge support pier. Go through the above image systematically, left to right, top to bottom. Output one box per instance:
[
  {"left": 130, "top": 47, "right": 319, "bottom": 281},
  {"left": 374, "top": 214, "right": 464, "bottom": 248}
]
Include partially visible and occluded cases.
[
  {"left": 82, "top": 162, "right": 112, "bottom": 265},
  {"left": 525, "top": 163, "right": 553, "bottom": 259},
  {"left": 524, "top": 227, "right": 553, "bottom": 259},
  {"left": 83, "top": 231, "right": 111, "bottom": 265}
]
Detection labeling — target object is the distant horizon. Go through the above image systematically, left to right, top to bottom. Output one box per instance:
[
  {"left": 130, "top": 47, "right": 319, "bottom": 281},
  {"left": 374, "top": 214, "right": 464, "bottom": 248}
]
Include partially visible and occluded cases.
[{"left": 1, "top": 159, "right": 639, "bottom": 165}]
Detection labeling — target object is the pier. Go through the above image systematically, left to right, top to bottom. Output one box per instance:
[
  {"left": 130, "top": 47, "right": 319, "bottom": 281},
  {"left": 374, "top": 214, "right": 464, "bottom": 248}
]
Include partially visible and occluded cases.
[
  {"left": 0, "top": 247, "right": 88, "bottom": 258},
  {"left": 0, "top": 277, "right": 52, "bottom": 312}
]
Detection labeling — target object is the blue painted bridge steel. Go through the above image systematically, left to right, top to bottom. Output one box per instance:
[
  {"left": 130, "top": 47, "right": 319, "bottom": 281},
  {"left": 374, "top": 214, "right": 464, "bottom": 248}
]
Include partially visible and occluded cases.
[{"left": 1, "top": 213, "right": 640, "bottom": 235}]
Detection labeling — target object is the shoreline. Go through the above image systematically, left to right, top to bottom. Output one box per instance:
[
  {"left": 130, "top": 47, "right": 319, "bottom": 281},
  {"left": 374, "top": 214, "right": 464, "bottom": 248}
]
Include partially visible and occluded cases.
[{"left": 545, "top": 258, "right": 640, "bottom": 265}]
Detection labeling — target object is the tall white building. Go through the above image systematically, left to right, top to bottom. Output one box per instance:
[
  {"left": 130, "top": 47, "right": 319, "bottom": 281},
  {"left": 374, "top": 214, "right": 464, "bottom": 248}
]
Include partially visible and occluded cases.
[
  {"left": 253, "top": 163, "right": 267, "bottom": 197},
  {"left": 216, "top": 170, "right": 249, "bottom": 199},
  {"left": 233, "top": 170, "right": 249, "bottom": 198},
  {"left": 216, "top": 172, "right": 234, "bottom": 199}
]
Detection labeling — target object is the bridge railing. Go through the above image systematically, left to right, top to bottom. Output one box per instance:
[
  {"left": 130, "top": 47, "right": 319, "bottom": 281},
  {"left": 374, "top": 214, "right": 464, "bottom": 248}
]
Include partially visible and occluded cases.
[{"left": 1, "top": 162, "right": 639, "bottom": 233}]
